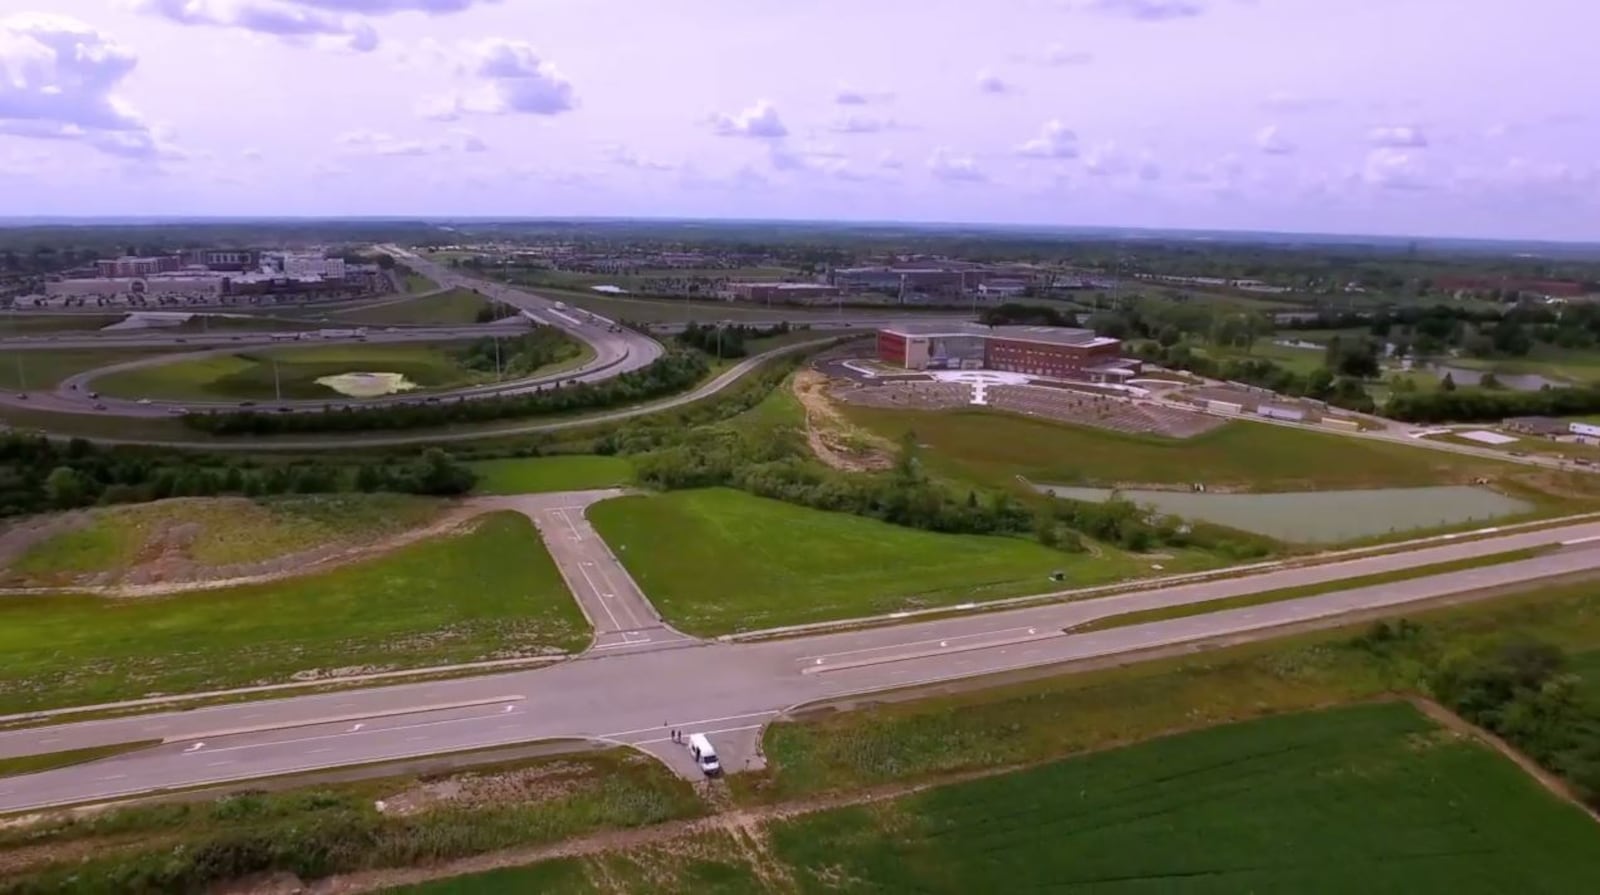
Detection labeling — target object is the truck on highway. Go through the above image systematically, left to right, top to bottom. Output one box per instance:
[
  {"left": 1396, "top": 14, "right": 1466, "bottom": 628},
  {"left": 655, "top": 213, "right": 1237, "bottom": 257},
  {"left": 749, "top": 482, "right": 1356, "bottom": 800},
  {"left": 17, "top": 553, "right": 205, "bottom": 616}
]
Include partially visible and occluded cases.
[
  {"left": 553, "top": 301, "right": 568, "bottom": 311},
  {"left": 316, "top": 328, "right": 368, "bottom": 340}
]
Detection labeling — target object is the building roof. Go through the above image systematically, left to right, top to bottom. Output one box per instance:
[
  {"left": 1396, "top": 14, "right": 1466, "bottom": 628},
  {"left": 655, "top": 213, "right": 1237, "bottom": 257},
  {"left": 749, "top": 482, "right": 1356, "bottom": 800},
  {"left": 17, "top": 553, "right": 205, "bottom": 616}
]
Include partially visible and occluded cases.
[
  {"left": 880, "top": 321, "right": 992, "bottom": 337},
  {"left": 989, "top": 325, "right": 1118, "bottom": 348}
]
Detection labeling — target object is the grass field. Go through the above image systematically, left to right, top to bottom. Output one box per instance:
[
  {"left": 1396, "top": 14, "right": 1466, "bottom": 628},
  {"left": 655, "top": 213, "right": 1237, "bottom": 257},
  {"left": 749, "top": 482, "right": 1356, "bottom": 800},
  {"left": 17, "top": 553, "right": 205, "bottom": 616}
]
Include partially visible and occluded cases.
[
  {"left": 404, "top": 271, "right": 438, "bottom": 293},
  {"left": 337, "top": 289, "right": 496, "bottom": 325},
  {"left": 0, "top": 313, "right": 125, "bottom": 334},
  {"left": 92, "top": 342, "right": 504, "bottom": 402},
  {"left": 0, "top": 347, "right": 182, "bottom": 391},
  {"left": 839, "top": 407, "right": 1534, "bottom": 493},
  {"left": 470, "top": 454, "right": 634, "bottom": 494},
  {"left": 588, "top": 488, "right": 1140, "bottom": 634},
  {"left": 3, "top": 494, "right": 443, "bottom": 585},
  {"left": 0, "top": 512, "right": 587, "bottom": 713},
  {"left": 398, "top": 704, "right": 1600, "bottom": 894},
  {"left": 4, "top": 748, "right": 702, "bottom": 894}
]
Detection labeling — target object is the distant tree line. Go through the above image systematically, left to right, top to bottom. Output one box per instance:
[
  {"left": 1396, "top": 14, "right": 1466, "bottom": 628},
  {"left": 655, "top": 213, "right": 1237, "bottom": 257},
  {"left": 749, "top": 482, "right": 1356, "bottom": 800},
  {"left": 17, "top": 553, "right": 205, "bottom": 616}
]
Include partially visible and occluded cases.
[
  {"left": 673, "top": 322, "right": 793, "bottom": 359},
  {"left": 453, "top": 328, "right": 579, "bottom": 378},
  {"left": 1128, "top": 342, "right": 1376, "bottom": 414},
  {"left": 183, "top": 351, "right": 711, "bottom": 436},
  {"left": 1385, "top": 384, "right": 1600, "bottom": 423},
  {"left": 0, "top": 435, "right": 475, "bottom": 517}
]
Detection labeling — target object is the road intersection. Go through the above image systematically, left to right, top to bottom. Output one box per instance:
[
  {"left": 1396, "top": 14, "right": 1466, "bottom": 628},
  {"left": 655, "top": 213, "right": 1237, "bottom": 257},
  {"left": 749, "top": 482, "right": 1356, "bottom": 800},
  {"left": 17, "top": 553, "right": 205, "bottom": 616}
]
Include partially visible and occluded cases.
[{"left": 2, "top": 501, "right": 1598, "bottom": 813}]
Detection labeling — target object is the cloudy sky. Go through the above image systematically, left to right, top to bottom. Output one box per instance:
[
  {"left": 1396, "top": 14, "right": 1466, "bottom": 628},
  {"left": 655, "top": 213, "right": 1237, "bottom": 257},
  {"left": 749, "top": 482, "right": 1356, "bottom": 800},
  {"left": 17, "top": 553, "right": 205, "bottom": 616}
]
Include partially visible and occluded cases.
[{"left": 1, "top": 0, "right": 1596, "bottom": 240}]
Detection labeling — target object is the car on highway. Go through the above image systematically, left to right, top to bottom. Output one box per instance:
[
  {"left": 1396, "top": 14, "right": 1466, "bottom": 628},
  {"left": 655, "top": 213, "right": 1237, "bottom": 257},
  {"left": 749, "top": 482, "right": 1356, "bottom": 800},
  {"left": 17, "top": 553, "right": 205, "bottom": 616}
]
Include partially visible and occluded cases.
[
  {"left": 87, "top": 391, "right": 98, "bottom": 399},
  {"left": 15, "top": 393, "right": 25, "bottom": 400},
  {"left": 137, "top": 398, "right": 151, "bottom": 405},
  {"left": 239, "top": 401, "right": 256, "bottom": 408},
  {"left": 93, "top": 402, "right": 107, "bottom": 411}
]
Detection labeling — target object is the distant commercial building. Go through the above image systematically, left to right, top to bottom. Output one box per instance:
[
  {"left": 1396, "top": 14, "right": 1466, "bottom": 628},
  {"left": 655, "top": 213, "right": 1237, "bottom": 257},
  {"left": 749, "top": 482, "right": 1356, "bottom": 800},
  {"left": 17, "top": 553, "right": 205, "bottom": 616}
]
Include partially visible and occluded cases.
[
  {"left": 181, "top": 249, "right": 257, "bottom": 271},
  {"left": 274, "top": 253, "right": 346, "bottom": 279},
  {"left": 95, "top": 256, "right": 181, "bottom": 278},
  {"left": 831, "top": 266, "right": 977, "bottom": 294},
  {"left": 46, "top": 275, "right": 225, "bottom": 299},
  {"left": 977, "top": 278, "right": 1029, "bottom": 298},
  {"left": 724, "top": 282, "right": 840, "bottom": 303},
  {"left": 876, "top": 322, "right": 1134, "bottom": 381},
  {"left": 1503, "top": 416, "right": 1568, "bottom": 437},
  {"left": 1570, "top": 422, "right": 1600, "bottom": 439}
]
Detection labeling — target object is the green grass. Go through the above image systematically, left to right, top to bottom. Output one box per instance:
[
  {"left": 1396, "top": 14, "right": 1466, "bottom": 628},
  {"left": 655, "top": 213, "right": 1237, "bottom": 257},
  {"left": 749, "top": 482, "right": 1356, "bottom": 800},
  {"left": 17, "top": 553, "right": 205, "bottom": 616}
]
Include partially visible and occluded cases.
[
  {"left": 404, "top": 271, "right": 438, "bottom": 293},
  {"left": 338, "top": 289, "right": 496, "bottom": 325},
  {"left": 0, "top": 314, "right": 125, "bottom": 334},
  {"left": 93, "top": 342, "right": 501, "bottom": 402},
  {"left": 1442, "top": 344, "right": 1600, "bottom": 385},
  {"left": 0, "top": 348, "right": 182, "bottom": 391},
  {"left": 839, "top": 406, "right": 1539, "bottom": 494},
  {"left": 470, "top": 454, "right": 634, "bottom": 494},
  {"left": 588, "top": 488, "right": 1139, "bottom": 635},
  {"left": 5, "top": 494, "right": 444, "bottom": 585},
  {"left": 0, "top": 512, "right": 588, "bottom": 713},
  {"left": 1070, "top": 547, "right": 1543, "bottom": 633},
  {"left": 745, "top": 574, "right": 1600, "bottom": 802},
  {"left": 763, "top": 703, "right": 1600, "bottom": 895},
  {"left": 401, "top": 704, "right": 1600, "bottom": 894},
  {"left": 0, "top": 741, "right": 157, "bottom": 778},
  {"left": 2, "top": 748, "right": 703, "bottom": 894}
]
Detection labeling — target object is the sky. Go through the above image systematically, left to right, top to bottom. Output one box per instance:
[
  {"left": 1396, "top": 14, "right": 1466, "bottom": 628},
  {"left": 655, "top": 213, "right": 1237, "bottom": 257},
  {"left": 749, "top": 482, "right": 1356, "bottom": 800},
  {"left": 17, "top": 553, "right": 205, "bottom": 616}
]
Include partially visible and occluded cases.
[{"left": 1, "top": 0, "right": 1597, "bottom": 240}]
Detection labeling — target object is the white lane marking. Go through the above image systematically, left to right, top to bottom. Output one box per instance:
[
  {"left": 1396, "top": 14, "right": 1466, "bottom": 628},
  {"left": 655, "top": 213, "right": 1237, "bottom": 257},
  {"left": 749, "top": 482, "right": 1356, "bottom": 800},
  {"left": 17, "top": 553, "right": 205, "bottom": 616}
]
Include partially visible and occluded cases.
[
  {"left": 552, "top": 509, "right": 624, "bottom": 632},
  {"left": 795, "top": 625, "right": 1045, "bottom": 662},
  {"left": 502, "top": 705, "right": 515, "bottom": 714},
  {"left": 199, "top": 710, "right": 506, "bottom": 756},
  {"left": 599, "top": 711, "right": 779, "bottom": 740},
  {"left": 350, "top": 723, "right": 364, "bottom": 732},
  {"left": 631, "top": 723, "right": 767, "bottom": 747},
  {"left": 39, "top": 737, "right": 60, "bottom": 745},
  {"left": 184, "top": 742, "right": 205, "bottom": 753},
  {"left": 309, "top": 748, "right": 333, "bottom": 754},
  {"left": 206, "top": 760, "right": 234, "bottom": 767},
  {"left": 99, "top": 774, "right": 127, "bottom": 780}
]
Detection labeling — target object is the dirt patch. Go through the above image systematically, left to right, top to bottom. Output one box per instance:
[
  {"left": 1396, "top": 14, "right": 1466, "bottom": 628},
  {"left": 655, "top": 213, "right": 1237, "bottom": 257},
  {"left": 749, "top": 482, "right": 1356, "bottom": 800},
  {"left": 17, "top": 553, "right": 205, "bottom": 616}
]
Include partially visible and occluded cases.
[
  {"left": 793, "top": 369, "right": 895, "bottom": 472},
  {"left": 0, "top": 501, "right": 482, "bottom": 600},
  {"left": 376, "top": 761, "right": 594, "bottom": 818}
]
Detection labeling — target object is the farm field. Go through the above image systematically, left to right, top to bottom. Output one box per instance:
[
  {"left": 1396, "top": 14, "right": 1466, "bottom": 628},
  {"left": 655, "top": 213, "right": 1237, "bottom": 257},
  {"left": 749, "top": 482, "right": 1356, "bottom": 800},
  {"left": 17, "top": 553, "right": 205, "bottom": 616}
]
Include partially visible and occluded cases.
[
  {"left": 336, "top": 288, "right": 497, "bottom": 325},
  {"left": 91, "top": 341, "right": 527, "bottom": 402},
  {"left": 0, "top": 347, "right": 183, "bottom": 391},
  {"left": 839, "top": 406, "right": 1552, "bottom": 494},
  {"left": 470, "top": 454, "right": 634, "bottom": 494},
  {"left": 1035, "top": 483, "right": 1532, "bottom": 542},
  {"left": 587, "top": 487, "right": 1143, "bottom": 635},
  {"left": 1, "top": 494, "right": 443, "bottom": 586},
  {"left": 0, "top": 512, "right": 587, "bottom": 713},
  {"left": 399, "top": 704, "right": 1600, "bottom": 894},
  {"left": 3, "top": 748, "right": 701, "bottom": 894}
]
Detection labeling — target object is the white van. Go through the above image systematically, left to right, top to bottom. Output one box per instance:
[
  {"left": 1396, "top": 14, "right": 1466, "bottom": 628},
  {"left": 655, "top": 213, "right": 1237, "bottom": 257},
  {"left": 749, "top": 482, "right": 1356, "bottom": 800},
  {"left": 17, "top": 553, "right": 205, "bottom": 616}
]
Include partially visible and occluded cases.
[{"left": 687, "top": 733, "right": 721, "bottom": 776}]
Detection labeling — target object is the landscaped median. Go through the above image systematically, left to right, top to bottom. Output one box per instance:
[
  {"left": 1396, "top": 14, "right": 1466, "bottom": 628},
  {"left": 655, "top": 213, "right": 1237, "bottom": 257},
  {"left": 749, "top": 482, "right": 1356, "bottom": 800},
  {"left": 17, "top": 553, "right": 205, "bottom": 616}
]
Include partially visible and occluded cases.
[{"left": 1065, "top": 546, "right": 1547, "bottom": 634}]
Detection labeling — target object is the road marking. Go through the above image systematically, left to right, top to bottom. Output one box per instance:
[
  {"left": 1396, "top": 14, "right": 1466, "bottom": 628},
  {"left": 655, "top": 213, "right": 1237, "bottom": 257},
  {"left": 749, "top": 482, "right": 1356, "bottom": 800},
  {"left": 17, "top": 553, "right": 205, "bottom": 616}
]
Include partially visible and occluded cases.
[
  {"left": 795, "top": 625, "right": 1045, "bottom": 663},
  {"left": 503, "top": 705, "right": 515, "bottom": 714},
  {"left": 198, "top": 711, "right": 507, "bottom": 756},
  {"left": 599, "top": 711, "right": 779, "bottom": 740},
  {"left": 350, "top": 723, "right": 364, "bottom": 732},
  {"left": 632, "top": 723, "right": 768, "bottom": 746},
  {"left": 184, "top": 742, "right": 205, "bottom": 753},
  {"left": 309, "top": 748, "right": 332, "bottom": 754},
  {"left": 206, "top": 760, "right": 235, "bottom": 767},
  {"left": 99, "top": 774, "right": 127, "bottom": 781}
]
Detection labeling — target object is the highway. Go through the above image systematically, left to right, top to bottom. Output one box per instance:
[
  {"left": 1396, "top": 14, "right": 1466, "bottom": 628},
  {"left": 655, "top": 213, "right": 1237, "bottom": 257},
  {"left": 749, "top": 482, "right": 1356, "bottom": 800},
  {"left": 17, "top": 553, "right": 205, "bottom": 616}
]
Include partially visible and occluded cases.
[{"left": 2, "top": 511, "right": 1598, "bottom": 812}]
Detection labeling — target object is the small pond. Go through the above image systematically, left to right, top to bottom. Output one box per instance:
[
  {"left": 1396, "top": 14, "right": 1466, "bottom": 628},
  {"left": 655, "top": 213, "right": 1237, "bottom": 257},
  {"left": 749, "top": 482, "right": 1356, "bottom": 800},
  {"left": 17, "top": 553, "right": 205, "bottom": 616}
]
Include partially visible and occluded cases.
[{"left": 315, "top": 372, "right": 421, "bottom": 398}]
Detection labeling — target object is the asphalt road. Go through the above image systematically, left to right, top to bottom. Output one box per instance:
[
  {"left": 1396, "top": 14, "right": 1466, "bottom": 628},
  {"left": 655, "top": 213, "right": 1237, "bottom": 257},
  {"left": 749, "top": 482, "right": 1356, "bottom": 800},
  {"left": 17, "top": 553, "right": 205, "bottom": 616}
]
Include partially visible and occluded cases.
[{"left": 2, "top": 515, "right": 1598, "bottom": 812}]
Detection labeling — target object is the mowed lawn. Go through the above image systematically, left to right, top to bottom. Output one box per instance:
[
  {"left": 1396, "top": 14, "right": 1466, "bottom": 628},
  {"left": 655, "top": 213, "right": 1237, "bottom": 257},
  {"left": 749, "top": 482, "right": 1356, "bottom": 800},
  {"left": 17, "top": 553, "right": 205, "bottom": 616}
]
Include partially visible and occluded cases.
[
  {"left": 338, "top": 289, "right": 495, "bottom": 325},
  {"left": 94, "top": 342, "right": 490, "bottom": 402},
  {"left": 0, "top": 347, "right": 184, "bottom": 391},
  {"left": 841, "top": 406, "right": 1519, "bottom": 492},
  {"left": 470, "top": 455, "right": 634, "bottom": 494},
  {"left": 587, "top": 488, "right": 1134, "bottom": 635},
  {"left": 0, "top": 512, "right": 587, "bottom": 713},
  {"left": 397, "top": 703, "right": 1600, "bottom": 894}
]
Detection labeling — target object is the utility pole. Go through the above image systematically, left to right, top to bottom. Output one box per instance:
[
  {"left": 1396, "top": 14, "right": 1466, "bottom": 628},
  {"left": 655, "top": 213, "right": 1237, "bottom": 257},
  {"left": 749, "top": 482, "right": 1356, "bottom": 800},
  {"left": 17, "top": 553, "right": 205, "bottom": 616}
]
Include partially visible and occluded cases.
[
  {"left": 493, "top": 335, "right": 502, "bottom": 381},
  {"left": 273, "top": 359, "right": 281, "bottom": 402}
]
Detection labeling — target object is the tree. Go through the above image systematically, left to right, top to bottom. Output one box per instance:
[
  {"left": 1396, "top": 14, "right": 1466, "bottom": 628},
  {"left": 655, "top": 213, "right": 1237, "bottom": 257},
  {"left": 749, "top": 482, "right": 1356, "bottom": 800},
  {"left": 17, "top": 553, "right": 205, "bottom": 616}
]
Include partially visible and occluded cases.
[
  {"left": 1441, "top": 372, "right": 1457, "bottom": 392},
  {"left": 409, "top": 449, "right": 476, "bottom": 496},
  {"left": 44, "top": 467, "right": 86, "bottom": 509}
]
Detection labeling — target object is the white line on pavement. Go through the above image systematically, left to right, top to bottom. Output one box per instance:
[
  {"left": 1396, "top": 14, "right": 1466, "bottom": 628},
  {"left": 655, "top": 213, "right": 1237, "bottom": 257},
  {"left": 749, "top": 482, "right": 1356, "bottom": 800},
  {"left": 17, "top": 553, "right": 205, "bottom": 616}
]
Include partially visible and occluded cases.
[{"left": 598, "top": 711, "right": 779, "bottom": 740}]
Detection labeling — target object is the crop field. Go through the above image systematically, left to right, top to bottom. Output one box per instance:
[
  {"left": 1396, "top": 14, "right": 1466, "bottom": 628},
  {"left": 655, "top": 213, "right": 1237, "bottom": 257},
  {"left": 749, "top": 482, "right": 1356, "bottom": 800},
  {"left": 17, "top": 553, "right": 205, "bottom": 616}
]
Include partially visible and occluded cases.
[
  {"left": 336, "top": 288, "right": 497, "bottom": 325},
  {"left": 92, "top": 342, "right": 499, "bottom": 402},
  {"left": 0, "top": 347, "right": 182, "bottom": 391},
  {"left": 839, "top": 406, "right": 1533, "bottom": 493},
  {"left": 470, "top": 454, "right": 634, "bottom": 494},
  {"left": 1035, "top": 483, "right": 1533, "bottom": 542},
  {"left": 588, "top": 488, "right": 1139, "bottom": 635},
  {"left": 2, "top": 493, "right": 443, "bottom": 586},
  {"left": 0, "top": 512, "right": 587, "bottom": 713},
  {"left": 400, "top": 704, "right": 1600, "bottom": 894},
  {"left": 763, "top": 704, "right": 1600, "bottom": 894},
  {"left": 4, "top": 748, "right": 702, "bottom": 894}
]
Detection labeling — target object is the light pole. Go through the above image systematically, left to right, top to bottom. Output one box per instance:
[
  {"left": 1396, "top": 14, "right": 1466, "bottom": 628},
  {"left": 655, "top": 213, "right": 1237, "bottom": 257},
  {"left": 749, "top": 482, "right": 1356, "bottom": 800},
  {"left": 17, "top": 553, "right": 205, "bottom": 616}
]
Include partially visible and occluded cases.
[
  {"left": 493, "top": 335, "right": 502, "bottom": 381},
  {"left": 272, "top": 358, "right": 282, "bottom": 402}
]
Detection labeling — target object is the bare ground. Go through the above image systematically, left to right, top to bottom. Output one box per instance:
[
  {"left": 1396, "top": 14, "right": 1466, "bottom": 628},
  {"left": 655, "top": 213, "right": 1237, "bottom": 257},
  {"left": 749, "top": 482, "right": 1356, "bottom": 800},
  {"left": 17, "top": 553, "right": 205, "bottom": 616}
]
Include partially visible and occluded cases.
[{"left": 792, "top": 369, "right": 895, "bottom": 473}]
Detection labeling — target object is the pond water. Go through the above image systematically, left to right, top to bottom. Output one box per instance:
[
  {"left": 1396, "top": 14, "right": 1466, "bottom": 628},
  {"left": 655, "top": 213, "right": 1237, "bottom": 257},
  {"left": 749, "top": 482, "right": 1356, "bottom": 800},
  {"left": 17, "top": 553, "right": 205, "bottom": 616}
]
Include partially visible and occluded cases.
[
  {"left": 1420, "top": 363, "right": 1568, "bottom": 392},
  {"left": 315, "top": 371, "right": 421, "bottom": 397},
  {"left": 1031, "top": 483, "right": 1531, "bottom": 544}
]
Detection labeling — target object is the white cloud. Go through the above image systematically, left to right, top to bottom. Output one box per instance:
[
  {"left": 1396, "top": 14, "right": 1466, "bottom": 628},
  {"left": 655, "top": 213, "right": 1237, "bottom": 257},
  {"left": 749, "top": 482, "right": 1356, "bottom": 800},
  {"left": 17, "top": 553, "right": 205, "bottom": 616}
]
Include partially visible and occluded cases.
[
  {"left": 133, "top": 0, "right": 379, "bottom": 53},
  {"left": 289, "top": 0, "right": 498, "bottom": 13},
  {"left": 1085, "top": 0, "right": 1206, "bottom": 22},
  {"left": 0, "top": 14, "right": 178, "bottom": 161},
  {"left": 420, "top": 40, "right": 577, "bottom": 119},
  {"left": 1045, "top": 44, "right": 1094, "bottom": 66},
  {"left": 976, "top": 71, "right": 1012, "bottom": 94},
  {"left": 834, "top": 85, "right": 892, "bottom": 105},
  {"left": 1261, "top": 91, "right": 1336, "bottom": 114},
  {"left": 710, "top": 99, "right": 787, "bottom": 138},
  {"left": 829, "top": 115, "right": 902, "bottom": 135},
  {"left": 1017, "top": 120, "right": 1079, "bottom": 158},
  {"left": 1254, "top": 124, "right": 1295, "bottom": 155},
  {"left": 1369, "top": 125, "right": 1428, "bottom": 148},
  {"left": 335, "top": 128, "right": 486, "bottom": 156},
  {"left": 604, "top": 144, "right": 673, "bottom": 171},
  {"left": 241, "top": 147, "right": 263, "bottom": 160},
  {"left": 928, "top": 147, "right": 985, "bottom": 182},
  {"left": 1363, "top": 147, "right": 1428, "bottom": 190},
  {"left": 878, "top": 150, "right": 904, "bottom": 170}
]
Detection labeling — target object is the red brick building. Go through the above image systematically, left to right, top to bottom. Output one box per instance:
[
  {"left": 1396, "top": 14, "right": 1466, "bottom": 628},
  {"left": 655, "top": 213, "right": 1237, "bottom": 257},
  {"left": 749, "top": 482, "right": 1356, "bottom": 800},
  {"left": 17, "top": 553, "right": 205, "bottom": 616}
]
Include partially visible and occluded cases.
[{"left": 875, "top": 323, "right": 1134, "bottom": 381}]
